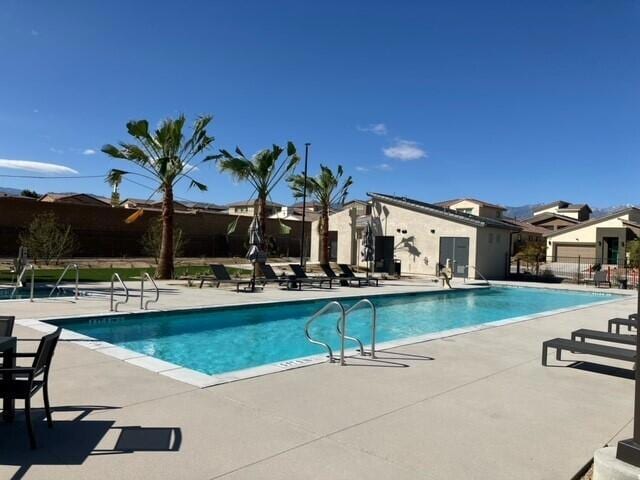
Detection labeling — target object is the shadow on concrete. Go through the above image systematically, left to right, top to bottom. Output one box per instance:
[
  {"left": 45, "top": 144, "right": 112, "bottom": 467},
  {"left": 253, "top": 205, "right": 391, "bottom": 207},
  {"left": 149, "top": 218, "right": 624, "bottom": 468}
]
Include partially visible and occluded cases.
[
  {"left": 569, "top": 361, "right": 635, "bottom": 380},
  {"left": 0, "top": 405, "right": 182, "bottom": 479}
]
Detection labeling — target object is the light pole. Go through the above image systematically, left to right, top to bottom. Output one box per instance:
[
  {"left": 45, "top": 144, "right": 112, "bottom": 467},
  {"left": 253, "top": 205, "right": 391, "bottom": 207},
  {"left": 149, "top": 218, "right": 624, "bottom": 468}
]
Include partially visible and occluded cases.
[
  {"left": 299, "top": 143, "right": 310, "bottom": 269},
  {"left": 616, "top": 279, "right": 640, "bottom": 466}
]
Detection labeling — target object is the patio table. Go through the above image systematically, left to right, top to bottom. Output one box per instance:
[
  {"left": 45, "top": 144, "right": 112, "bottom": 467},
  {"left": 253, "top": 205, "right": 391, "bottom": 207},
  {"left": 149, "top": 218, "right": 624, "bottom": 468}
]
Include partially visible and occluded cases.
[{"left": 0, "top": 336, "right": 16, "bottom": 421}]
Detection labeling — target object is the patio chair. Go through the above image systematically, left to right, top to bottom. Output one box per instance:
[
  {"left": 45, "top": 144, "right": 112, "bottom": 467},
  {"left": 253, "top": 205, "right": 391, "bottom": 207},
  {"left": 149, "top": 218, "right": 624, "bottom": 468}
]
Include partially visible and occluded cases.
[
  {"left": 255, "top": 263, "right": 296, "bottom": 289},
  {"left": 198, "top": 264, "right": 257, "bottom": 293},
  {"left": 288, "top": 264, "right": 333, "bottom": 289},
  {"left": 319, "top": 264, "right": 369, "bottom": 287},
  {"left": 337, "top": 264, "right": 379, "bottom": 287},
  {"left": 585, "top": 271, "right": 611, "bottom": 288},
  {"left": 608, "top": 313, "right": 639, "bottom": 334},
  {"left": 0, "top": 316, "right": 15, "bottom": 336},
  {"left": 0, "top": 316, "right": 15, "bottom": 367},
  {"left": 0, "top": 328, "right": 61, "bottom": 448},
  {"left": 571, "top": 328, "right": 636, "bottom": 346},
  {"left": 542, "top": 336, "right": 635, "bottom": 367}
]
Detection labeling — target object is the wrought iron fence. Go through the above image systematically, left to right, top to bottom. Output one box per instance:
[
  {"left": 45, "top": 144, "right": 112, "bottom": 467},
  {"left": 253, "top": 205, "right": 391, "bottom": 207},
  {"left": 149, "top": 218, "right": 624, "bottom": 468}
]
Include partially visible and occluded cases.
[{"left": 509, "top": 255, "right": 639, "bottom": 289}]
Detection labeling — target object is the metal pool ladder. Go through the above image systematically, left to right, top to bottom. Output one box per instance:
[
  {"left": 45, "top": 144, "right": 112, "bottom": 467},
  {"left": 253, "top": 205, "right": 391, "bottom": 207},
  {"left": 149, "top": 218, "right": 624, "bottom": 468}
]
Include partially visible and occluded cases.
[
  {"left": 49, "top": 263, "right": 79, "bottom": 299},
  {"left": 10, "top": 264, "right": 35, "bottom": 301},
  {"left": 140, "top": 272, "right": 160, "bottom": 310},
  {"left": 110, "top": 273, "right": 130, "bottom": 312},
  {"left": 305, "top": 299, "right": 378, "bottom": 365},
  {"left": 305, "top": 301, "right": 346, "bottom": 365}
]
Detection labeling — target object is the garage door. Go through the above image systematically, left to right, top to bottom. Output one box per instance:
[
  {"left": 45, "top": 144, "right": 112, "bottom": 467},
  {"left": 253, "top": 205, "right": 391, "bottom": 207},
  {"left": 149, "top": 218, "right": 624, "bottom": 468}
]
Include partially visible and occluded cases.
[{"left": 555, "top": 243, "right": 596, "bottom": 259}]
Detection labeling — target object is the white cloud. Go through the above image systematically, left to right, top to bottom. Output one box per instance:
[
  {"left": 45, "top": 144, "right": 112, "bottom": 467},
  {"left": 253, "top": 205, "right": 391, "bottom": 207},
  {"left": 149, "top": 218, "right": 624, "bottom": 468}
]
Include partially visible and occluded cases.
[
  {"left": 31, "top": 29, "right": 39, "bottom": 36},
  {"left": 357, "top": 123, "right": 388, "bottom": 136},
  {"left": 382, "top": 139, "right": 427, "bottom": 161},
  {"left": 49, "top": 147, "right": 64, "bottom": 154},
  {"left": 82, "top": 148, "right": 96, "bottom": 155},
  {"left": 0, "top": 159, "right": 79, "bottom": 175},
  {"left": 376, "top": 163, "right": 393, "bottom": 171},
  {"left": 355, "top": 166, "right": 369, "bottom": 172}
]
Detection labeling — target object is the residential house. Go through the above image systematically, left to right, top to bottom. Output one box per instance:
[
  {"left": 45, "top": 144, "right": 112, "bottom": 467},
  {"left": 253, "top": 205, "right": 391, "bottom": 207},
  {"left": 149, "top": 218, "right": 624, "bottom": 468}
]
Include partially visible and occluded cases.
[
  {"left": 39, "top": 192, "right": 111, "bottom": 207},
  {"left": 309, "top": 193, "right": 519, "bottom": 279},
  {"left": 435, "top": 198, "right": 506, "bottom": 219},
  {"left": 226, "top": 200, "right": 285, "bottom": 217},
  {"left": 525, "top": 201, "right": 592, "bottom": 232},
  {"left": 545, "top": 207, "right": 640, "bottom": 264}
]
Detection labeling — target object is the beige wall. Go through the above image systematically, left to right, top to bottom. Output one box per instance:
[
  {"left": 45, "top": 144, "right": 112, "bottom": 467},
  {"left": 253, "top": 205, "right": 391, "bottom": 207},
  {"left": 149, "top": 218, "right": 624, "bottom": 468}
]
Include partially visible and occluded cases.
[
  {"left": 448, "top": 200, "right": 503, "bottom": 219},
  {"left": 371, "top": 201, "right": 479, "bottom": 277},
  {"left": 533, "top": 205, "right": 561, "bottom": 216},
  {"left": 309, "top": 208, "right": 357, "bottom": 265},
  {"left": 545, "top": 214, "right": 631, "bottom": 256},
  {"left": 475, "top": 227, "right": 511, "bottom": 279}
]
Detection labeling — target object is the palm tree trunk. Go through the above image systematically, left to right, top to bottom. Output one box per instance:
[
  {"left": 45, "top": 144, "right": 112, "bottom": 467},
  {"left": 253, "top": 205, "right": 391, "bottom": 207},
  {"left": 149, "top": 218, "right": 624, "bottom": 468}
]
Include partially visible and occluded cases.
[
  {"left": 157, "top": 183, "right": 174, "bottom": 279},
  {"left": 258, "top": 195, "right": 267, "bottom": 250},
  {"left": 319, "top": 209, "right": 329, "bottom": 264}
]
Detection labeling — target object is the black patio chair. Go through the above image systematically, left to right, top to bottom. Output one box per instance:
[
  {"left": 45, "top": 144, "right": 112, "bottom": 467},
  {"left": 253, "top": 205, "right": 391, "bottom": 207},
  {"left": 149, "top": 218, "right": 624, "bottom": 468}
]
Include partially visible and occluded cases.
[
  {"left": 199, "top": 264, "right": 257, "bottom": 292},
  {"left": 288, "top": 264, "right": 333, "bottom": 289},
  {"left": 319, "top": 264, "right": 369, "bottom": 287},
  {"left": 337, "top": 264, "right": 379, "bottom": 286},
  {"left": 585, "top": 270, "right": 611, "bottom": 288},
  {"left": 0, "top": 316, "right": 15, "bottom": 337},
  {"left": 0, "top": 316, "right": 15, "bottom": 367},
  {"left": 0, "top": 327, "right": 61, "bottom": 448}
]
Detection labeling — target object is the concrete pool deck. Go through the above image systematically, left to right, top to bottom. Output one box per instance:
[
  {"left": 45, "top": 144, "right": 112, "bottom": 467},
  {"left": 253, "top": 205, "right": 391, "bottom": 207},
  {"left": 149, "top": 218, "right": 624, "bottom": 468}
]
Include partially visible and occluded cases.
[{"left": 0, "top": 279, "right": 637, "bottom": 479}]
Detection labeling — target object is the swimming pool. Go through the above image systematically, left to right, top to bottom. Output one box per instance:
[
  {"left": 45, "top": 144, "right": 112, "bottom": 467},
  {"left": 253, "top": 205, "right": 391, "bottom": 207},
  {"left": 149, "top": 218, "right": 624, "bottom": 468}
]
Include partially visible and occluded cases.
[
  {"left": 0, "top": 286, "right": 75, "bottom": 300},
  {"left": 47, "top": 287, "right": 617, "bottom": 377}
]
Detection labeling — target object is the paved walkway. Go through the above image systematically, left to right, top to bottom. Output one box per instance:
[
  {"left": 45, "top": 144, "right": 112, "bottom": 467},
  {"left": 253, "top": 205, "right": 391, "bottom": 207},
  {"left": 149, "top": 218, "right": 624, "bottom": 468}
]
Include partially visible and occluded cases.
[{"left": 0, "top": 280, "right": 636, "bottom": 479}]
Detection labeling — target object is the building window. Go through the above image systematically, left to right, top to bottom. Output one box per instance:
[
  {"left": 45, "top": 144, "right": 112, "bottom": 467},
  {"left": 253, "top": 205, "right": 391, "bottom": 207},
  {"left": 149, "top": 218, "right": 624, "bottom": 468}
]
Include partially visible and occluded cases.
[{"left": 457, "top": 208, "right": 473, "bottom": 214}]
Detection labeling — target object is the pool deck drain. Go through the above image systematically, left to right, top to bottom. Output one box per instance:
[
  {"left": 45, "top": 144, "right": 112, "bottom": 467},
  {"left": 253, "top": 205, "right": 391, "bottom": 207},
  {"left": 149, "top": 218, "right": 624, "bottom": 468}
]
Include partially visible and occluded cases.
[{"left": 0, "top": 279, "right": 637, "bottom": 479}]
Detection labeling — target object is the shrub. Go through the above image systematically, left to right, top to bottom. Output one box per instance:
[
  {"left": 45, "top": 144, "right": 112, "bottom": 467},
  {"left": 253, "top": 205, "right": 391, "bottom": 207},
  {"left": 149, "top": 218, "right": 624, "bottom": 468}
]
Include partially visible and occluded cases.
[
  {"left": 19, "top": 212, "right": 76, "bottom": 265},
  {"left": 141, "top": 218, "right": 186, "bottom": 265},
  {"left": 628, "top": 240, "right": 640, "bottom": 268}
]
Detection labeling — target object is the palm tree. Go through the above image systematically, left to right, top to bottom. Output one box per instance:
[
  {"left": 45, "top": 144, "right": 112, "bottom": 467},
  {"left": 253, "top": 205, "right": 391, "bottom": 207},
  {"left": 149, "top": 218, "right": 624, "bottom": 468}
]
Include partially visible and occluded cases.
[
  {"left": 102, "top": 115, "right": 216, "bottom": 279},
  {"left": 217, "top": 143, "right": 299, "bottom": 247},
  {"left": 288, "top": 165, "right": 353, "bottom": 264}
]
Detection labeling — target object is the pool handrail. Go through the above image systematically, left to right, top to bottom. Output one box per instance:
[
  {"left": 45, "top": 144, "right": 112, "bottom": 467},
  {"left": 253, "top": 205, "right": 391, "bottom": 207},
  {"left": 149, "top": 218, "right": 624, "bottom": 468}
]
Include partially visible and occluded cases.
[
  {"left": 49, "top": 263, "right": 79, "bottom": 299},
  {"left": 11, "top": 264, "right": 35, "bottom": 302},
  {"left": 464, "top": 265, "right": 490, "bottom": 286},
  {"left": 140, "top": 272, "right": 160, "bottom": 310},
  {"left": 110, "top": 273, "right": 130, "bottom": 312},
  {"left": 344, "top": 299, "right": 377, "bottom": 358},
  {"left": 305, "top": 300, "right": 346, "bottom": 365}
]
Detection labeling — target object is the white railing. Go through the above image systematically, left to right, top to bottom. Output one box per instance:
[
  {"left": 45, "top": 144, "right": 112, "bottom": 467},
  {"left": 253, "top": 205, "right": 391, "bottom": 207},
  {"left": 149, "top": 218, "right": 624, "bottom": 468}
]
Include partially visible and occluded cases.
[
  {"left": 49, "top": 263, "right": 79, "bottom": 299},
  {"left": 11, "top": 264, "right": 35, "bottom": 302},
  {"left": 140, "top": 272, "right": 160, "bottom": 310},
  {"left": 109, "top": 273, "right": 130, "bottom": 312}
]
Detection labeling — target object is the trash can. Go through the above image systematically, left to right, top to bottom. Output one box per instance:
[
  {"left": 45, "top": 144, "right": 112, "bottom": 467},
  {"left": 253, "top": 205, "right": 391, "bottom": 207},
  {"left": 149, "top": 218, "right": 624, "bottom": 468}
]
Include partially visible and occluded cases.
[{"left": 394, "top": 260, "right": 401, "bottom": 277}]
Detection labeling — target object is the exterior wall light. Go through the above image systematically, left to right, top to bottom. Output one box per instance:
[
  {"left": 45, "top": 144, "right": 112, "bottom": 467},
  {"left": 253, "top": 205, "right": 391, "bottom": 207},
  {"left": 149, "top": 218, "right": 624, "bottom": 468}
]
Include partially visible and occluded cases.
[{"left": 430, "top": 229, "right": 436, "bottom": 234}]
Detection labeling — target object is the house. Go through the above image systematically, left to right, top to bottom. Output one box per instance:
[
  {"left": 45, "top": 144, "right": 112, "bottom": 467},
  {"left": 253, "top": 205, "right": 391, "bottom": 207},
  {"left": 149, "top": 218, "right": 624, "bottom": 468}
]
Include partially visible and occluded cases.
[
  {"left": 38, "top": 192, "right": 111, "bottom": 207},
  {"left": 309, "top": 193, "right": 519, "bottom": 279},
  {"left": 120, "top": 198, "right": 190, "bottom": 212},
  {"left": 435, "top": 198, "right": 506, "bottom": 219},
  {"left": 226, "top": 200, "right": 285, "bottom": 217},
  {"left": 525, "top": 200, "right": 592, "bottom": 232},
  {"left": 181, "top": 201, "right": 227, "bottom": 213},
  {"left": 545, "top": 207, "right": 640, "bottom": 264},
  {"left": 503, "top": 219, "right": 548, "bottom": 255}
]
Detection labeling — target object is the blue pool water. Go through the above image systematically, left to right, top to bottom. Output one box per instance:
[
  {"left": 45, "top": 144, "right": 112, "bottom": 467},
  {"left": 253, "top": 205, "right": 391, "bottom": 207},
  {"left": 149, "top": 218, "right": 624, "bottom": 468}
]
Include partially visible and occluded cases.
[
  {"left": 0, "top": 286, "right": 74, "bottom": 300},
  {"left": 48, "top": 287, "right": 615, "bottom": 375}
]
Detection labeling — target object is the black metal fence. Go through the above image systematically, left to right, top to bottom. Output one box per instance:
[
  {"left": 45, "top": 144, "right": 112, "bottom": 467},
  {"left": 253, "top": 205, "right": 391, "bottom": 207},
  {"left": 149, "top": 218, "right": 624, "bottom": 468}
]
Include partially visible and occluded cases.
[{"left": 509, "top": 255, "right": 639, "bottom": 289}]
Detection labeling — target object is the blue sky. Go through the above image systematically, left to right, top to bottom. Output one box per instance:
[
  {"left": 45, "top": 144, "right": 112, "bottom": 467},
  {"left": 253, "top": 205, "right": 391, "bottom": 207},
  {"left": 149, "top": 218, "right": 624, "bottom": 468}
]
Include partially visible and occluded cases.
[{"left": 1, "top": 0, "right": 638, "bottom": 207}]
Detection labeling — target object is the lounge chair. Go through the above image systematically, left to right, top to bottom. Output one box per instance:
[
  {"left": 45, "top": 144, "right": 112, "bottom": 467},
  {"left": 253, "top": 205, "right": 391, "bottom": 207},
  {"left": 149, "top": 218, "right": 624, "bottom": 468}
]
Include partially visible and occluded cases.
[
  {"left": 256, "top": 263, "right": 301, "bottom": 290},
  {"left": 199, "top": 264, "right": 257, "bottom": 293},
  {"left": 288, "top": 264, "right": 333, "bottom": 289},
  {"left": 319, "top": 264, "right": 369, "bottom": 287},
  {"left": 337, "top": 264, "right": 379, "bottom": 286},
  {"left": 585, "top": 270, "right": 611, "bottom": 288},
  {"left": 608, "top": 314, "right": 639, "bottom": 334},
  {"left": 0, "top": 316, "right": 15, "bottom": 336},
  {"left": 0, "top": 328, "right": 61, "bottom": 448},
  {"left": 571, "top": 329, "right": 636, "bottom": 346},
  {"left": 542, "top": 337, "right": 635, "bottom": 366}
]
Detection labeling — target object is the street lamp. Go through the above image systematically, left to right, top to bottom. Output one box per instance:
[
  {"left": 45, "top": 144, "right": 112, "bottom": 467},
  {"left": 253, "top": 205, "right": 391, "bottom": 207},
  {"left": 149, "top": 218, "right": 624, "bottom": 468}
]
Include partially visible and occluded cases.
[
  {"left": 299, "top": 143, "right": 310, "bottom": 269},
  {"left": 616, "top": 280, "right": 640, "bottom": 466}
]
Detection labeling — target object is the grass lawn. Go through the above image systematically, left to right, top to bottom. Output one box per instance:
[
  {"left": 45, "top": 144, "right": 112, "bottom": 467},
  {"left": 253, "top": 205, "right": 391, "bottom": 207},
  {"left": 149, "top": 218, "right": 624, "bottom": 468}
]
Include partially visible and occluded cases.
[{"left": 0, "top": 265, "right": 251, "bottom": 283}]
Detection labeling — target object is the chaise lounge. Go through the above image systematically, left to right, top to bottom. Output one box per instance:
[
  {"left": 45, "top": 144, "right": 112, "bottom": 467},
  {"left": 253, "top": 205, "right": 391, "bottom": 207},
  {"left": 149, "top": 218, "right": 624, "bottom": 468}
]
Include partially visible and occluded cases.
[
  {"left": 199, "top": 264, "right": 258, "bottom": 292},
  {"left": 288, "top": 264, "right": 333, "bottom": 289},
  {"left": 319, "top": 264, "right": 370, "bottom": 287},
  {"left": 338, "top": 264, "right": 379, "bottom": 287},
  {"left": 608, "top": 313, "right": 639, "bottom": 334},
  {"left": 541, "top": 337, "right": 635, "bottom": 366}
]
